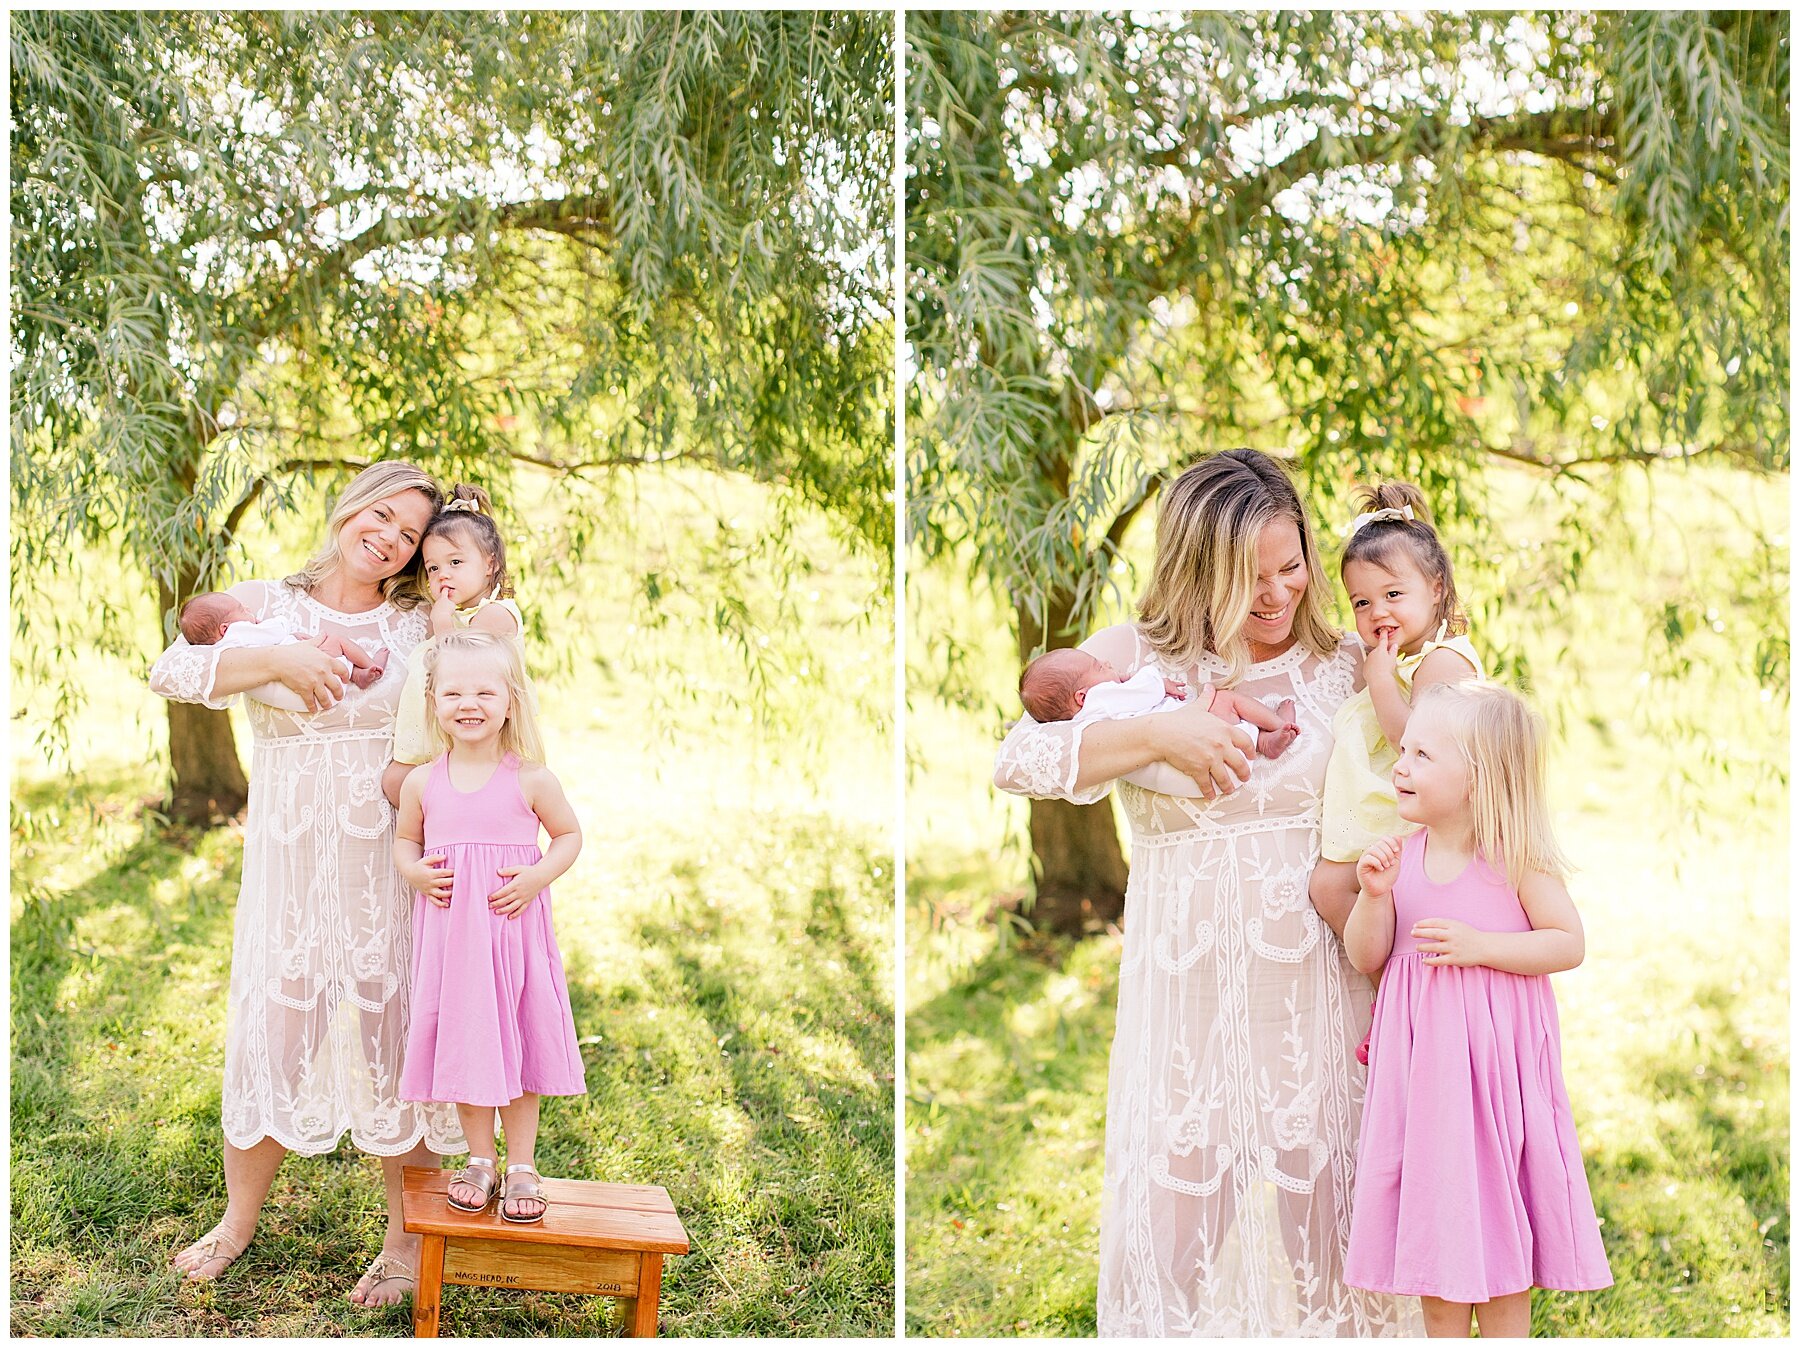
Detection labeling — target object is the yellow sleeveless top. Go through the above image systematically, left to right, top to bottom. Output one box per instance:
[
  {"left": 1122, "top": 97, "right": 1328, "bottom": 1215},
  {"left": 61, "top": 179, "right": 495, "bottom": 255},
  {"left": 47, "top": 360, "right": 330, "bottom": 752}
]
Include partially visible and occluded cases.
[
  {"left": 392, "top": 596, "right": 527, "bottom": 765},
  {"left": 1319, "top": 630, "right": 1483, "bottom": 862}
]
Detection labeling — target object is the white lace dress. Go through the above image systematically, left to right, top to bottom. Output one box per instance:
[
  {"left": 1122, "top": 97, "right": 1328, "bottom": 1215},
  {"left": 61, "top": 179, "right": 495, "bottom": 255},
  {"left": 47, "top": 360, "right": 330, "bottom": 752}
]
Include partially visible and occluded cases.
[
  {"left": 150, "top": 580, "right": 464, "bottom": 1157},
  {"left": 995, "top": 629, "right": 1419, "bottom": 1336}
]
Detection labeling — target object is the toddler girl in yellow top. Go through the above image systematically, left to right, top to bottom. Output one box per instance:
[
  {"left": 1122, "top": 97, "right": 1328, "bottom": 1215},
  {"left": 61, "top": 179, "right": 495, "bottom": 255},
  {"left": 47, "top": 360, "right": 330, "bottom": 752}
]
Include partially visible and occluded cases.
[
  {"left": 1309, "top": 483, "right": 1482, "bottom": 1020},
  {"left": 380, "top": 484, "right": 528, "bottom": 807}
]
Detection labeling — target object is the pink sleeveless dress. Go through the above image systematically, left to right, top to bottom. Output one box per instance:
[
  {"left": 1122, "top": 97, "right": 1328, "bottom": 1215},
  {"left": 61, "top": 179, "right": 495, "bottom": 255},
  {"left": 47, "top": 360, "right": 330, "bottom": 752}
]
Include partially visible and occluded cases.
[
  {"left": 399, "top": 753, "right": 587, "bottom": 1107},
  {"left": 1345, "top": 830, "right": 1612, "bottom": 1303}
]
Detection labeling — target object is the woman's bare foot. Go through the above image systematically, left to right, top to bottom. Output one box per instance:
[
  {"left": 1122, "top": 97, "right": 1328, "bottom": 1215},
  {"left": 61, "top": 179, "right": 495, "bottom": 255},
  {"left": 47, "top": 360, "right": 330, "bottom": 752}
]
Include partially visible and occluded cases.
[
  {"left": 172, "top": 1220, "right": 254, "bottom": 1281},
  {"left": 348, "top": 1234, "right": 421, "bottom": 1308}
]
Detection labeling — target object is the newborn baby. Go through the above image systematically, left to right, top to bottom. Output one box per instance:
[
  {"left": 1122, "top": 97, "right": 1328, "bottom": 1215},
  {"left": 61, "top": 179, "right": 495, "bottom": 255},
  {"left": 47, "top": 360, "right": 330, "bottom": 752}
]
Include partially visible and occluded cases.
[
  {"left": 180, "top": 591, "right": 389, "bottom": 711},
  {"left": 1019, "top": 648, "right": 1300, "bottom": 794}
]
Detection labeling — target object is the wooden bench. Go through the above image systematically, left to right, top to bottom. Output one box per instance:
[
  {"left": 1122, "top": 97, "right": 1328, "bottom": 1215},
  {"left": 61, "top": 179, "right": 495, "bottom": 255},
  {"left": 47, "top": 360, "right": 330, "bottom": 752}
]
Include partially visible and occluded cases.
[{"left": 401, "top": 1167, "right": 691, "bottom": 1337}]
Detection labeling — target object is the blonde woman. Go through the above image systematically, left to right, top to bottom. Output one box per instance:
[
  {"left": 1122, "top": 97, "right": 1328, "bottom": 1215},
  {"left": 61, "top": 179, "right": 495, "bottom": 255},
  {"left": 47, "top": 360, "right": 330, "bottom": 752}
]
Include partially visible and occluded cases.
[
  {"left": 995, "top": 449, "right": 1416, "bottom": 1335},
  {"left": 149, "top": 461, "right": 463, "bottom": 1308}
]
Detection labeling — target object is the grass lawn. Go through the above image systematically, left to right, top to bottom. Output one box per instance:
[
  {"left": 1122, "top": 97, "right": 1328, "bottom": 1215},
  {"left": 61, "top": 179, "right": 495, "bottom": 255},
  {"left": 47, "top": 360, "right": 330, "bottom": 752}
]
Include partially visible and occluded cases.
[
  {"left": 904, "top": 463, "right": 1789, "bottom": 1337},
  {"left": 11, "top": 471, "right": 895, "bottom": 1337}
]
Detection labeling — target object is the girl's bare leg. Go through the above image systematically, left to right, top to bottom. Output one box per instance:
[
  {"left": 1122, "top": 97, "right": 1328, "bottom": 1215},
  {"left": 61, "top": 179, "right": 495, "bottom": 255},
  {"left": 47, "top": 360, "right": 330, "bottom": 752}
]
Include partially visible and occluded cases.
[
  {"left": 497, "top": 1094, "right": 544, "bottom": 1221},
  {"left": 447, "top": 1105, "right": 500, "bottom": 1207},
  {"left": 172, "top": 1135, "right": 286, "bottom": 1278},
  {"left": 1473, "top": 1291, "right": 1530, "bottom": 1337},
  {"left": 1421, "top": 1296, "right": 1475, "bottom": 1338}
]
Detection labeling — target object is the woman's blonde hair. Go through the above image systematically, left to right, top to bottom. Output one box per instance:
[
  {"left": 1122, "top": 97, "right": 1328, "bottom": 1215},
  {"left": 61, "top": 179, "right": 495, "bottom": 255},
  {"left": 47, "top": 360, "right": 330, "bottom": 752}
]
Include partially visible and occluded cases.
[
  {"left": 1137, "top": 449, "right": 1339, "bottom": 684},
  {"left": 285, "top": 461, "right": 444, "bottom": 609},
  {"left": 1340, "top": 480, "right": 1467, "bottom": 637},
  {"left": 424, "top": 630, "right": 545, "bottom": 763},
  {"left": 1416, "top": 680, "right": 1569, "bottom": 888}
]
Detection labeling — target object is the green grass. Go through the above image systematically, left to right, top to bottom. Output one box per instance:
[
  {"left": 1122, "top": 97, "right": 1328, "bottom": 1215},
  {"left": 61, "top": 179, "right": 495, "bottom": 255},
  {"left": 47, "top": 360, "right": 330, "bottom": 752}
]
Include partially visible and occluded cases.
[
  {"left": 905, "top": 462, "right": 1788, "bottom": 1337},
  {"left": 11, "top": 470, "right": 895, "bottom": 1337}
]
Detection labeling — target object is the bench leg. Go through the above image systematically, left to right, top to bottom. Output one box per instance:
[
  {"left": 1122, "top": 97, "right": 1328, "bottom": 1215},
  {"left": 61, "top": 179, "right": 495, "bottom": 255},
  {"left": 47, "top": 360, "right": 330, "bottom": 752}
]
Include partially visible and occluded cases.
[
  {"left": 413, "top": 1234, "right": 446, "bottom": 1337},
  {"left": 625, "top": 1253, "right": 662, "bottom": 1337}
]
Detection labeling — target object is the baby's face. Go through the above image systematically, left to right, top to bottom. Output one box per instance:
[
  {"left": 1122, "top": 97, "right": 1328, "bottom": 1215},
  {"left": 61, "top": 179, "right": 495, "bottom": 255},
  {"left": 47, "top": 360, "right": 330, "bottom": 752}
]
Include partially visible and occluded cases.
[
  {"left": 216, "top": 598, "right": 256, "bottom": 630},
  {"left": 1073, "top": 653, "right": 1126, "bottom": 693}
]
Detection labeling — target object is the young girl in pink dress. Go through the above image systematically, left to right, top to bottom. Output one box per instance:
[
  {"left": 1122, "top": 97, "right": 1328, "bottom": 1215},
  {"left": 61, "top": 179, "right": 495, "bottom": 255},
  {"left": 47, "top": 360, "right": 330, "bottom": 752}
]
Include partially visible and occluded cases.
[
  {"left": 394, "top": 630, "right": 588, "bottom": 1223},
  {"left": 1343, "top": 681, "right": 1611, "bottom": 1336}
]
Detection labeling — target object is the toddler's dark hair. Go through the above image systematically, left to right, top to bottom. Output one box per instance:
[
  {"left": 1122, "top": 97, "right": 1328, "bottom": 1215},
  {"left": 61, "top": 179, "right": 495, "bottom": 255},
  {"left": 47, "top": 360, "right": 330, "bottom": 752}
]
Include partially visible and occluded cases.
[
  {"left": 1341, "top": 481, "right": 1466, "bottom": 636},
  {"left": 424, "top": 483, "right": 513, "bottom": 599},
  {"left": 1020, "top": 648, "right": 1090, "bottom": 723}
]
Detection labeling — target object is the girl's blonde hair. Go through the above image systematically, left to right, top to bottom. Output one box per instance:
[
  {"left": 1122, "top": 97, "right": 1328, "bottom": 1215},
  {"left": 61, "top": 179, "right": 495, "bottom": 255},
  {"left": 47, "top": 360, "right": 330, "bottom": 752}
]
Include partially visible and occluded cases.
[
  {"left": 1137, "top": 449, "right": 1340, "bottom": 684},
  {"left": 285, "top": 461, "right": 444, "bottom": 609},
  {"left": 1340, "top": 480, "right": 1467, "bottom": 636},
  {"left": 424, "top": 482, "right": 514, "bottom": 600},
  {"left": 424, "top": 630, "right": 545, "bottom": 763},
  {"left": 1416, "top": 680, "right": 1569, "bottom": 887}
]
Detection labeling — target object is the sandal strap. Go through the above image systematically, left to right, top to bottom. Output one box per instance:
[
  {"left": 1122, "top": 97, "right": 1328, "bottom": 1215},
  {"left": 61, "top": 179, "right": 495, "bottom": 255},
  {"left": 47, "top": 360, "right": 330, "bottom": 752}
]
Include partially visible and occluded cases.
[
  {"left": 453, "top": 1160, "right": 501, "bottom": 1197},
  {"left": 364, "top": 1252, "right": 416, "bottom": 1287}
]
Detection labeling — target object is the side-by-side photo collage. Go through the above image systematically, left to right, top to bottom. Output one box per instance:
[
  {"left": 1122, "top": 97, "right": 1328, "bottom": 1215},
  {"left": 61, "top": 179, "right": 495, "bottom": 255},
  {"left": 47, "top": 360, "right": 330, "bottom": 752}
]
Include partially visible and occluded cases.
[{"left": 9, "top": 7, "right": 1790, "bottom": 1341}]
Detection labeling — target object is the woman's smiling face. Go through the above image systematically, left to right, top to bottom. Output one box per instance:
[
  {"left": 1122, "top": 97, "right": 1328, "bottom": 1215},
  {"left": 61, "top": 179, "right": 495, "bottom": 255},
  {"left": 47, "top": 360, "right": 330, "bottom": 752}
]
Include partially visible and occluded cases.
[
  {"left": 335, "top": 490, "right": 434, "bottom": 584},
  {"left": 1243, "top": 516, "right": 1309, "bottom": 655}
]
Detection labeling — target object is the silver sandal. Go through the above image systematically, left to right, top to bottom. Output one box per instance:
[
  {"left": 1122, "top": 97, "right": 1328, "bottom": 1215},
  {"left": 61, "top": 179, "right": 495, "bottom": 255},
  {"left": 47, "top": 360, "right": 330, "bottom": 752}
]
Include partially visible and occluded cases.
[
  {"left": 447, "top": 1156, "right": 500, "bottom": 1212},
  {"left": 500, "top": 1164, "right": 547, "bottom": 1224}
]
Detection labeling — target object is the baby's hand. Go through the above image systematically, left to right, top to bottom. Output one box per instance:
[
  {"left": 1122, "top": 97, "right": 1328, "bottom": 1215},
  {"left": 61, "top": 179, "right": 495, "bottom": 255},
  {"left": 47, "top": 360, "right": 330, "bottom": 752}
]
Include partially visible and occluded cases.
[
  {"left": 1162, "top": 678, "right": 1187, "bottom": 700},
  {"left": 1356, "top": 835, "right": 1405, "bottom": 899},
  {"left": 405, "top": 853, "right": 455, "bottom": 907},
  {"left": 489, "top": 865, "right": 543, "bottom": 919},
  {"left": 1412, "top": 918, "right": 1488, "bottom": 968}
]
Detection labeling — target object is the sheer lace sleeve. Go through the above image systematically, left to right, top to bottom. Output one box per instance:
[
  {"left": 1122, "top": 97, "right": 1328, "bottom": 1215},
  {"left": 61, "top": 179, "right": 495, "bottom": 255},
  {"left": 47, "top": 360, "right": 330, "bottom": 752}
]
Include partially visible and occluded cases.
[
  {"left": 147, "top": 580, "right": 271, "bottom": 709},
  {"left": 993, "top": 713, "right": 1113, "bottom": 805}
]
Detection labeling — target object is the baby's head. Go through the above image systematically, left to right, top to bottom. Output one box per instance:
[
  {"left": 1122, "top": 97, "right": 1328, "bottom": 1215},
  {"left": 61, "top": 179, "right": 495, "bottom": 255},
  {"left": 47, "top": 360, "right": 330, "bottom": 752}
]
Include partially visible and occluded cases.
[
  {"left": 1340, "top": 481, "right": 1465, "bottom": 654},
  {"left": 422, "top": 483, "right": 511, "bottom": 609},
  {"left": 179, "top": 592, "right": 255, "bottom": 645},
  {"left": 425, "top": 630, "right": 544, "bottom": 762},
  {"left": 1020, "top": 648, "right": 1125, "bottom": 722}
]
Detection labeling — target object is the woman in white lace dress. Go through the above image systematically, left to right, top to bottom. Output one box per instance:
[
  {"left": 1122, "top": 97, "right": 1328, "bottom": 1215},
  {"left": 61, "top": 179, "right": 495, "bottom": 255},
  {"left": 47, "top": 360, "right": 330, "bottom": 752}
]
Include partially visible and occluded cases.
[
  {"left": 994, "top": 451, "right": 1418, "bottom": 1336},
  {"left": 152, "top": 462, "right": 463, "bottom": 1308}
]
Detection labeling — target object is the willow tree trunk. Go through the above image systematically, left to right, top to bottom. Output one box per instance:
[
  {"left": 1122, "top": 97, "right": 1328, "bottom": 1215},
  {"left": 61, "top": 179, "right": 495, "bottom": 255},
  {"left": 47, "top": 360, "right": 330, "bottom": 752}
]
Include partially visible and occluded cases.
[
  {"left": 156, "top": 573, "right": 249, "bottom": 823},
  {"left": 1016, "top": 592, "right": 1129, "bottom": 934}
]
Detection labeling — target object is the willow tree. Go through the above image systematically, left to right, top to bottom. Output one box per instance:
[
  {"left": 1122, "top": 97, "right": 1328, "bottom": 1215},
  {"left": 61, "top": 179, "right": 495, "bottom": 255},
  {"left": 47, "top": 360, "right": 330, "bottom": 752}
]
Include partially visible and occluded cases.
[
  {"left": 12, "top": 9, "right": 892, "bottom": 821},
  {"left": 907, "top": 10, "right": 1788, "bottom": 932}
]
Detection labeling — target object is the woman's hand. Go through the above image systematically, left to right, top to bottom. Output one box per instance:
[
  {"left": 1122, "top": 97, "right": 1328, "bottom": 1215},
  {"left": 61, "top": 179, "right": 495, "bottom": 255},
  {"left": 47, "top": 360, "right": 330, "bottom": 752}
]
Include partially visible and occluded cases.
[
  {"left": 267, "top": 641, "right": 348, "bottom": 712},
  {"left": 1155, "top": 696, "right": 1255, "bottom": 798},
  {"left": 1356, "top": 835, "right": 1405, "bottom": 899},
  {"left": 402, "top": 853, "right": 455, "bottom": 906},
  {"left": 489, "top": 865, "right": 545, "bottom": 918},
  {"left": 1412, "top": 918, "right": 1489, "bottom": 967}
]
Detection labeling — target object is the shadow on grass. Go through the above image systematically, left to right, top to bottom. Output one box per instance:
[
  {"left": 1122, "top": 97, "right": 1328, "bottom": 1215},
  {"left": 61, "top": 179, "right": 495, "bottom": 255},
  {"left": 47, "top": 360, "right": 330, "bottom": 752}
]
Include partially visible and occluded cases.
[
  {"left": 906, "top": 919, "right": 1116, "bottom": 1337},
  {"left": 1548, "top": 976, "right": 1790, "bottom": 1337}
]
